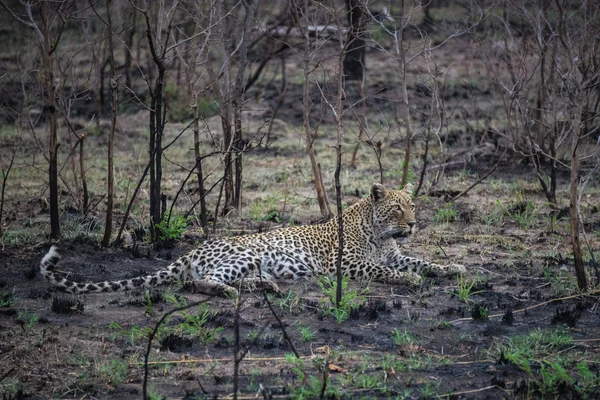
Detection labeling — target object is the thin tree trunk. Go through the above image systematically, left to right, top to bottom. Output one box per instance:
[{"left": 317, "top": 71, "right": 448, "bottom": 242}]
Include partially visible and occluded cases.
[
  {"left": 102, "top": 0, "right": 118, "bottom": 248},
  {"left": 214, "top": 0, "right": 234, "bottom": 213},
  {"left": 232, "top": 0, "right": 258, "bottom": 211},
  {"left": 303, "top": 0, "right": 331, "bottom": 218},
  {"left": 343, "top": 0, "right": 366, "bottom": 81},
  {"left": 398, "top": 0, "right": 412, "bottom": 187},
  {"left": 555, "top": 0, "right": 588, "bottom": 290},
  {"left": 42, "top": 3, "right": 61, "bottom": 240},
  {"left": 532, "top": 3, "right": 557, "bottom": 206},
  {"left": 142, "top": 5, "right": 169, "bottom": 242},
  {"left": 124, "top": 8, "right": 136, "bottom": 92},
  {"left": 184, "top": 12, "right": 210, "bottom": 234},
  {"left": 548, "top": 28, "right": 558, "bottom": 204},
  {"left": 94, "top": 41, "right": 105, "bottom": 135},
  {"left": 333, "top": 50, "right": 345, "bottom": 307},
  {"left": 205, "top": 52, "right": 233, "bottom": 217},
  {"left": 149, "top": 73, "right": 166, "bottom": 240},
  {"left": 350, "top": 78, "right": 367, "bottom": 168},
  {"left": 415, "top": 82, "right": 436, "bottom": 196},
  {"left": 63, "top": 90, "right": 80, "bottom": 205},
  {"left": 569, "top": 97, "right": 587, "bottom": 290},
  {"left": 193, "top": 103, "right": 208, "bottom": 233},
  {"left": 192, "top": 106, "right": 208, "bottom": 235},
  {"left": 233, "top": 116, "right": 243, "bottom": 211},
  {"left": 79, "top": 136, "right": 89, "bottom": 214},
  {"left": 0, "top": 147, "right": 16, "bottom": 232}
]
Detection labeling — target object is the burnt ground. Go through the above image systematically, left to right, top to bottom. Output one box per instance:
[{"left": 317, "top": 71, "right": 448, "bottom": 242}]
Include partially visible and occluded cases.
[
  {"left": 1, "top": 8, "right": 600, "bottom": 398},
  {"left": 1, "top": 168, "right": 600, "bottom": 399}
]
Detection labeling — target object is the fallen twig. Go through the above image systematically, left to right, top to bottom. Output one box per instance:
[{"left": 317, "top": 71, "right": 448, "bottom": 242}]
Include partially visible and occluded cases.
[
  {"left": 134, "top": 355, "right": 313, "bottom": 366},
  {"left": 439, "top": 385, "right": 501, "bottom": 397}
]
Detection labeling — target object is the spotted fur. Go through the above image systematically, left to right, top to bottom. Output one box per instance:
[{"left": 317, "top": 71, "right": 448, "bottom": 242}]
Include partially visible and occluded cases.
[{"left": 40, "top": 183, "right": 465, "bottom": 296}]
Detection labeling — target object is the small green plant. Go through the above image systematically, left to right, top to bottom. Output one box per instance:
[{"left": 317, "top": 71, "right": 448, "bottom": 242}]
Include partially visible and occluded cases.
[
  {"left": 274, "top": 171, "right": 289, "bottom": 182},
  {"left": 247, "top": 193, "right": 283, "bottom": 222},
  {"left": 481, "top": 200, "right": 505, "bottom": 226},
  {"left": 510, "top": 201, "right": 538, "bottom": 229},
  {"left": 432, "top": 203, "right": 458, "bottom": 224},
  {"left": 155, "top": 211, "right": 187, "bottom": 243},
  {"left": 548, "top": 214, "right": 559, "bottom": 232},
  {"left": 61, "top": 217, "right": 103, "bottom": 241},
  {"left": 545, "top": 269, "right": 578, "bottom": 296},
  {"left": 451, "top": 274, "right": 485, "bottom": 304},
  {"left": 318, "top": 276, "right": 367, "bottom": 324},
  {"left": 0, "top": 287, "right": 16, "bottom": 307},
  {"left": 267, "top": 289, "right": 301, "bottom": 314},
  {"left": 143, "top": 290, "right": 154, "bottom": 315},
  {"left": 163, "top": 295, "right": 223, "bottom": 344},
  {"left": 178, "top": 303, "right": 223, "bottom": 344},
  {"left": 470, "top": 303, "right": 489, "bottom": 321},
  {"left": 330, "top": 307, "right": 349, "bottom": 324},
  {"left": 17, "top": 308, "right": 38, "bottom": 333},
  {"left": 437, "top": 319, "right": 452, "bottom": 330},
  {"left": 109, "top": 322, "right": 171, "bottom": 346},
  {"left": 298, "top": 325, "right": 316, "bottom": 342},
  {"left": 498, "top": 327, "right": 600, "bottom": 397},
  {"left": 499, "top": 327, "right": 573, "bottom": 363},
  {"left": 391, "top": 328, "right": 418, "bottom": 347},
  {"left": 247, "top": 330, "right": 259, "bottom": 343},
  {"left": 284, "top": 353, "right": 340, "bottom": 398},
  {"left": 285, "top": 353, "right": 306, "bottom": 383},
  {"left": 405, "top": 353, "right": 433, "bottom": 370},
  {"left": 68, "top": 354, "right": 92, "bottom": 368},
  {"left": 96, "top": 358, "right": 128, "bottom": 386},
  {"left": 539, "top": 360, "right": 574, "bottom": 393},
  {"left": 574, "top": 361, "right": 600, "bottom": 394},
  {"left": 351, "top": 373, "right": 380, "bottom": 389},
  {"left": 293, "top": 376, "right": 333, "bottom": 399},
  {"left": 0, "top": 378, "right": 23, "bottom": 398},
  {"left": 420, "top": 382, "right": 440, "bottom": 397},
  {"left": 146, "top": 383, "right": 163, "bottom": 400}
]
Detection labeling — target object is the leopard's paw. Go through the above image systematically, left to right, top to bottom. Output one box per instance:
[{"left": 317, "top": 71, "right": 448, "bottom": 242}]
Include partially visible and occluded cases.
[
  {"left": 447, "top": 264, "right": 466, "bottom": 275},
  {"left": 406, "top": 272, "right": 423, "bottom": 286},
  {"left": 262, "top": 281, "right": 283, "bottom": 296},
  {"left": 223, "top": 286, "right": 240, "bottom": 298}
]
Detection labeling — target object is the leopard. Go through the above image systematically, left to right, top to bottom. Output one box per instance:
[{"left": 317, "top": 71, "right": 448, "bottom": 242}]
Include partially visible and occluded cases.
[{"left": 40, "top": 183, "right": 466, "bottom": 297}]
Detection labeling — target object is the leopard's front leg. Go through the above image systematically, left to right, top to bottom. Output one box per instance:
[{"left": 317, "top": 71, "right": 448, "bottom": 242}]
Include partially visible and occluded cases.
[
  {"left": 381, "top": 240, "right": 465, "bottom": 276},
  {"left": 394, "top": 254, "right": 466, "bottom": 276},
  {"left": 341, "top": 259, "right": 423, "bottom": 286}
]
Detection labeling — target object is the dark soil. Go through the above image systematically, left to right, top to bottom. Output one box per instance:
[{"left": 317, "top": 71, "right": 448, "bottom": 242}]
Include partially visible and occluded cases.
[
  {"left": 1, "top": 5, "right": 599, "bottom": 398},
  {"left": 1, "top": 217, "right": 599, "bottom": 399}
]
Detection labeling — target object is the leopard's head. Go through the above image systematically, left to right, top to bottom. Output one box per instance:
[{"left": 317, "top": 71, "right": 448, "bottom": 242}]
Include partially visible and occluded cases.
[{"left": 370, "top": 183, "right": 416, "bottom": 240}]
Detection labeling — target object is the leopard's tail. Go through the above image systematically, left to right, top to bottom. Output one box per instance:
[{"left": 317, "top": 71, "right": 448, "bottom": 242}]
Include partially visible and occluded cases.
[{"left": 40, "top": 246, "right": 189, "bottom": 294}]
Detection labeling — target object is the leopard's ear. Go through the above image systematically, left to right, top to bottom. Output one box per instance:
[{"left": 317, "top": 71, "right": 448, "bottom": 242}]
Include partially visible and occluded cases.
[
  {"left": 371, "top": 183, "right": 387, "bottom": 202},
  {"left": 403, "top": 183, "right": 414, "bottom": 196}
]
